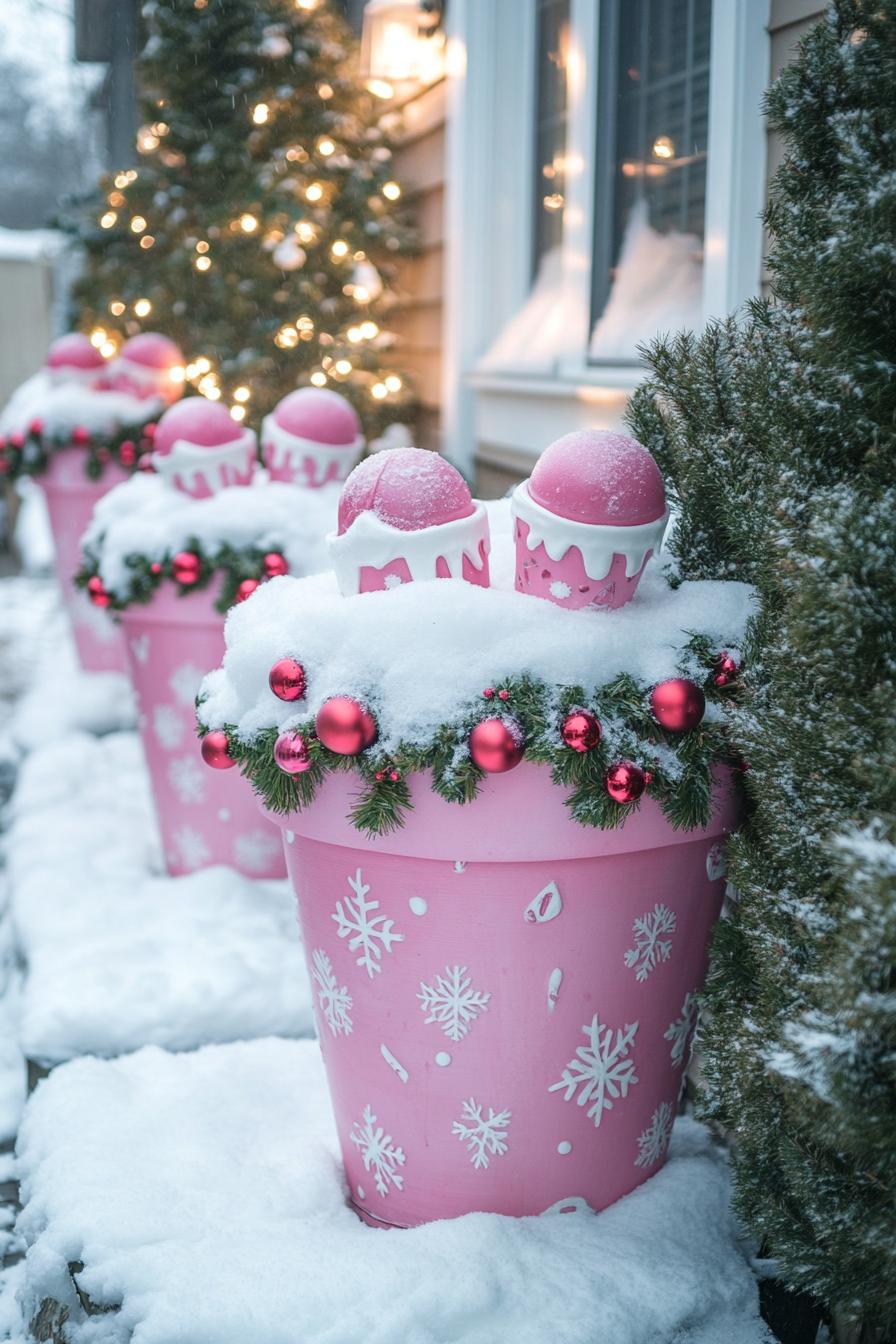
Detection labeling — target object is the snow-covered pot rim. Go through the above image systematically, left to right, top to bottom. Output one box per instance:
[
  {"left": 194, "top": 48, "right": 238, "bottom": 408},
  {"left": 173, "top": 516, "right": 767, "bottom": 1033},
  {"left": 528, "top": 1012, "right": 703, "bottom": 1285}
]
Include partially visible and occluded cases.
[{"left": 0, "top": 383, "right": 165, "bottom": 482}]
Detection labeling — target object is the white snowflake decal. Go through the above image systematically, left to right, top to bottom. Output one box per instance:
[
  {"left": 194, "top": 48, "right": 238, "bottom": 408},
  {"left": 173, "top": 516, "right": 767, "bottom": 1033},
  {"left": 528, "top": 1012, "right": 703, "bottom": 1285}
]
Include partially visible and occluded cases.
[
  {"left": 383, "top": 573, "right": 403, "bottom": 588},
  {"left": 549, "top": 580, "right": 572, "bottom": 599},
  {"left": 130, "top": 633, "right": 150, "bottom": 664},
  {"left": 168, "top": 661, "right": 206, "bottom": 708},
  {"left": 153, "top": 704, "right": 184, "bottom": 751},
  {"left": 167, "top": 755, "right": 206, "bottom": 804},
  {"left": 172, "top": 825, "right": 211, "bottom": 871},
  {"left": 232, "top": 829, "right": 281, "bottom": 874},
  {"left": 333, "top": 869, "right": 404, "bottom": 977},
  {"left": 624, "top": 903, "right": 677, "bottom": 982},
  {"left": 311, "top": 949, "right": 353, "bottom": 1036},
  {"left": 418, "top": 965, "right": 491, "bottom": 1042},
  {"left": 664, "top": 991, "right": 699, "bottom": 1068},
  {"left": 549, "top": 1012, "right": 639, "bottom": 1128},
  {"left": 452, "top": 1097, "right": 512, "bottom": 1170},
  {"left": 635, "top": 1102, "right": 674, "bottom": 1168},
  {"left": 349, "top": 1104, "right": 406, "bottom": 1197}
]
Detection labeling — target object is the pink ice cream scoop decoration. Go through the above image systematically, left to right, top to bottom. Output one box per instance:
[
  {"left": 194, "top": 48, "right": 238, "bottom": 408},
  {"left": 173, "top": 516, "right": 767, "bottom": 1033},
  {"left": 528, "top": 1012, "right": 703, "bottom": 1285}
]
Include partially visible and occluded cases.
[
  {"left": 112, "top": 332, "right": 185, "bottom": 405},
  {"left": 45, "top": 333, "right": 107, "bottom": 387},
  {"left": 261, "top": 386, "right": 364, "bottom": 488},
  {"left": 151, "top": 397, "right": 257, "bottom": 498},
  {"left": 512, "top": 429, "right": 668, "bottom": 611},
  {"left": 328, "top": 446, "right": 490, "bottom": 595}
]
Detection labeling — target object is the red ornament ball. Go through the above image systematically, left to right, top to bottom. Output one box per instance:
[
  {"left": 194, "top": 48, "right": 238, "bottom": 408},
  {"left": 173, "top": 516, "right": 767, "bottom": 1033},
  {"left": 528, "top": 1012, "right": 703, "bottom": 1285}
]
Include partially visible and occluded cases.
[
  {"left": 29, "top": 418, "right": 43, "bottom": 436},
  {"left": 142, "top": 421, "right": 157, "bottom": 441},
  {"left": 71, "top": 426, "right": 91, "bottom": 446},
  {"left": 9, "top": 432, "right": 24, "bottom": 449},
  {"left": 119, "top": 440, "right": 137, "bottom": 466},
  {"left": 172, "top": 551, "right": 201, "bottom": 585},
  {"left": 263, "top": 551, "right": 289, "bottom": 579},
  {"left": 150, "top": 561, "right": 162, "bottom": 575},
  {"left": 86, "top": 575, "right": 110, "bottom": 608},
  {"left": 236, "top": 578, "right": 260, "bottom": 603},
  {"left": 712, "top": 651, "right": 740, "bottom": 687},
  {"left": 269, "top": 657, "right": 306, "bottom": 702},
  {"left": 649, "top": 678, "right": 706, "bottom": 733},
  {"left": 315, "top": 696, "right": 378, "bottom": 755},
  {"left": 561, "top": 710, "right": 602, "bottom": 753},
  {"left": 469, "top": 717, "right": 525, "bottom": 773},
  {"left": 200, "top": 730, "right": 235, "bottom": 770},
  {"left": 274, "top": 730, "right": 312, "bottom": 775},
  {"left": 605, "top": 760, "right": 647, "bottom": 804}
]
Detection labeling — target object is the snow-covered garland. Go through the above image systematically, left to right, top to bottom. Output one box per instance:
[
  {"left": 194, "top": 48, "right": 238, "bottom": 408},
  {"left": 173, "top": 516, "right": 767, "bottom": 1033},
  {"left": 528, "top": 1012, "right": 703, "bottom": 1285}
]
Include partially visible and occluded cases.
[
  {"left": 0, "top": 414, "right": 157, "bottom": 482},
  {"left": 76, "top": 540, "right": 289, "bottom": 616},
  {"left": 200, "top": 639, "right": 743, "bottom": 837}
]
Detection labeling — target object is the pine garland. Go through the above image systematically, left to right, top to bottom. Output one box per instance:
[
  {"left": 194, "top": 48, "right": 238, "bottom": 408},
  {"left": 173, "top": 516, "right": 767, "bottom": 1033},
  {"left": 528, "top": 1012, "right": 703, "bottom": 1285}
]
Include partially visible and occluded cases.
[
  {"left": 0, "top": 413, "right": 157, "bottom": 482},
  {"left": 203, "top": 639, "right": 742, "bottom": 838}
]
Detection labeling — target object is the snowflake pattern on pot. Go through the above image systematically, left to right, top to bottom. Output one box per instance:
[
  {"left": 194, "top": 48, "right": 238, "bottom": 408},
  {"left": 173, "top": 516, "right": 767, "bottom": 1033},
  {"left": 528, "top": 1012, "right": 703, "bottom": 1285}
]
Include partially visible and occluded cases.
[
  {"left": 168, "top": 661, "right": 206, "bottom": 708},
  {"left": 153, "top": 704, "right": 184, "bottom": 751},
  {"left": 167, "top": 755, "right": 206, "bottom": 804},
  {"left": 172, "top": 824, "right": 211, "bottom": 871},
  {"left": 232, "top": 829, "right": 281, "bottom": 874},
  {"left": 333, "top": 869, "right": 404, "bottom": 977},
  {"left": 624, "top": 904, "right": 677, "bottom": 982},
  {"left": 312, "top": 949, "right": 353, "bottom": 1036},
  {"left": 418, "top": 965, "right": 491, "bottom": 1042},
  {"left": 664, "top": 991, "right": 699, "bottom": 1068},
  {"left": 549, "top": 1012, "right": 639, "bottom": 1128},
  {"left": 452, "top": 1098, "right": 512, "bottom": 1170},
  {"left": 635, "top": 1102, "right": 674, "bottom": 1168},
  {"left": 349, "top": 1104, "right": 406, "bottom": 1197}
]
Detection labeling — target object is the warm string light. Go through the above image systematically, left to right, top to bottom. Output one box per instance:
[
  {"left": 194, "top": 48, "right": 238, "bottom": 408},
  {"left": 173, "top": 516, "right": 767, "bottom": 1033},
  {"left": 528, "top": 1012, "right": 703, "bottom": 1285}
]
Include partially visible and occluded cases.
[
  {"left": 317, "top": 82, "right": 333, "bottom": 99},
  {"left": 252, "top": 103, "right": 270, "bottom": 125},
  {"left": 317, "top": 137, "right": 335, "bottom": 156},
  {"left": 382, "top": 180, "right": 401, "bottom": 200},
  {"left": 305, "top": 182, "right": 324, "bottom": 203},
  {"left": 100, "top": 211, "right": 117, "bottom": 228},
  {"left": 239, "top": 213, "right": 259, "bottom": 232},
  {"left": 130, "top": 216, "right": 147, "bottom": 233},
  {"left": 295, "top": 220, "right": 316, "bottom": 244},
  {"left": 139, "top": 235, "right": 155, "bottom": 249},
  {"left": 330, "top": 239, "right": 349, "bottom": 258},
  {"left": 196, "top": 240, "right": 210, "bottom": 253},
  {"left": 195, "top": 255, "right": 212, "bottom": 271},
  {"left": 134, "top": 298, "right": 152, "bottom": 317},
  {"left": 109, "top": 300, "right": 126, "bottom": 316},
  {"left": 90, "top": 327, "right": 107, "bottom": 348},
  {"left": 99, "top": 339, "right": 117, "bottom": 358},
  {"left": 310, "top": 370, "right": 327, "bottom": 386},
  {"left": 371, "top": 382, "right": 388, "bottom": 400},
  {"left": 233, "top": 386, "right": 251, "bottom": 402},
  {"left": 230, "top": 405, "right": 247, "bottom": 421}
]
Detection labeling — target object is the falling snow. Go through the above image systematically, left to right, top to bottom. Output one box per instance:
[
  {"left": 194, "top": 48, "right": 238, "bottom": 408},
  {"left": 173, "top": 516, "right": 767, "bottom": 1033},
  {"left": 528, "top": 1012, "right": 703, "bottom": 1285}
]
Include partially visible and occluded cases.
[
  {"left": 332, "top": 869, "right": 403, "bottom": 977},
  {"left": 624, "top": 904, "right": 677, "bottom": 982},
  {"left": 311, "top": 949, "right": 353, "bottom": 1036},
  {"left": 418, "top": 965, "right": 491, "bottom": 1042},
  {"left": 549, "top": 1012, "right": 639, "bottom": 1128},
  {"left": 452, "top": 1097, "right": 512, "bottom": 1170},
  {"left": 635, "top": 1102, "right": 674, "bottom": 1168},
  {"left": 349, "top": 1104, "right": 406, "bottom": 1196}
]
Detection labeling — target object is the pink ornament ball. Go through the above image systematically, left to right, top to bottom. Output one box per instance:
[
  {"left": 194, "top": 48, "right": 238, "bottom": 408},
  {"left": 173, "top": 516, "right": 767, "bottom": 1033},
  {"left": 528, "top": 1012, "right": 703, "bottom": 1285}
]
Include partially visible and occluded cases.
[
  {"left": 119, "top": 331, "right": 183, "bottom": 371},
  {"left": 46, "top": 333, "right": 105, "bottom": 372},
  {"left": 273, "top": 387, "right": 361, "bottom": 446},
  {"left": 153, "top": 397, "right": 245, "bottom": 456},
  {"left": 529, "top": 429, "right": 666, "bottom": 527},
  {"left": 338, "top": 447, "right": 475, "bottom": 534},
  {"left": 171, "top": 551, "right": 201, "bottom": 585},
  {"left": 263, "top": 552, "right": 289, "bottom": 578},
  {"left": 87, "top": 575, "right": 110, "bottom": 608},
  {"left": 236, "top": 578, "right": 260, "bottom": 603},
  {"left": 269, "top": 657, "right": 306, "bottom": 702},
  {"left": 649, "top": 679, "right": 706, "bottom": 733},
  {"left": 315, "top": 696, "right": 378, "bottom": 756},
  {"left": 469, "top": 718, "right": 525, "bottom": 773},
  {"left": 200, "top": 730, "right": 235, "bottom": 770},
  {"left": 274, "top": 731, "right": 312, "bottom": 775},
  {"left": 605, "top": 761, "right": 647, "bottom": 804}
]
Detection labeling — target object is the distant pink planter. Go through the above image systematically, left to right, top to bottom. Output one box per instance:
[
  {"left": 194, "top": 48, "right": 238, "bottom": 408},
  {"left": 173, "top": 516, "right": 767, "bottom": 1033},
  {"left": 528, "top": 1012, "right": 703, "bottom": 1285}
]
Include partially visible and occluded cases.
[
  {"left": 40, "top": 449, "right": 129, "bottom": 672},
  {"left": 120, "top": 583, "right": 286, "bottom": 879},
  {"left": 266, "top": 763, "right": 737, "bottom": 1228}
]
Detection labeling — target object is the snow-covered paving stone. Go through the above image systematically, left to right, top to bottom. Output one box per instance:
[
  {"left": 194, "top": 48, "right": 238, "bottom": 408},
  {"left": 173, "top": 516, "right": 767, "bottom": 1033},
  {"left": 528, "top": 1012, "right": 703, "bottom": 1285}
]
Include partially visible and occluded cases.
[
  {"left": 5, "top": 730, "right": 312, "bottom": 1064},
  {"left": 6, "top": 1038, "right": 772, "bottom": 1344}
]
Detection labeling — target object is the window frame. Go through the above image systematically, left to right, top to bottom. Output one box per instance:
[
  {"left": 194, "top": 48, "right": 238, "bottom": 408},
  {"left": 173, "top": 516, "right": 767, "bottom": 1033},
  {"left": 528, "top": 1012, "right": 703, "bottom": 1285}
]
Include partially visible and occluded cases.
[{"left": 442, "top": 0, "right": 769, "bottom": 473}]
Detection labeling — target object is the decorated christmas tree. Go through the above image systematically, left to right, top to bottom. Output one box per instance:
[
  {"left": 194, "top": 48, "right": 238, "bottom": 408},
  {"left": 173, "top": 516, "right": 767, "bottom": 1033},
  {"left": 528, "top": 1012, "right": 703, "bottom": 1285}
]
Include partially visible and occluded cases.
[
  {"left": 61, "top": 0, "right": 414, "bottom": 427},
  {"left": 627, "top": 0, "right": 895, "bottom": 1332}
]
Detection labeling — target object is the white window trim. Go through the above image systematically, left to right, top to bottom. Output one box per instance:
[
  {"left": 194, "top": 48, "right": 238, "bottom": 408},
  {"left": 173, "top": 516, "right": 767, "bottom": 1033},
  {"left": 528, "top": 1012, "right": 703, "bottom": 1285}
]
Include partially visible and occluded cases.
[{"left": 442, "top": 0, "right": 769, "bottom": 474}]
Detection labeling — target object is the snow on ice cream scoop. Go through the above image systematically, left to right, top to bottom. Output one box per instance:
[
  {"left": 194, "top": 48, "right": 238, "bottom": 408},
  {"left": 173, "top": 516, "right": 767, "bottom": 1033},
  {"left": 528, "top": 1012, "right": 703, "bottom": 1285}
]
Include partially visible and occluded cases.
[
  {"left": 111, "top": 332, "right": 185, "bottom": 405},
  {"left": 45, "top": 333, "right": 107, "bottom": 386},
  {"left": 261, "top": 386, "right": 364, "bottom": 489},
  {"left": 151, "top": 397, "right": 257, "bottom": 499},
  {"left": 511, "top": 429, "right": 668, "bottom": 611},
  {"left": 327, "top": 446, "right": 491, "bottom": 595}
]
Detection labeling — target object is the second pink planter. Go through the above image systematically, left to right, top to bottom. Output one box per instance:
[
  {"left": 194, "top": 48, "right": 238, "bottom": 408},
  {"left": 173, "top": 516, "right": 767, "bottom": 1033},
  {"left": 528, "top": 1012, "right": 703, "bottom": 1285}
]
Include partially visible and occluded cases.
[
  {"left": 41, "top": 450, "right": 129, "bottom": 672},
  {"left": 121, "top": 584, "right": 286, "bottom": 879},
  {"left": 268, "top": 763, "right": 737, "bottom": 1228}
]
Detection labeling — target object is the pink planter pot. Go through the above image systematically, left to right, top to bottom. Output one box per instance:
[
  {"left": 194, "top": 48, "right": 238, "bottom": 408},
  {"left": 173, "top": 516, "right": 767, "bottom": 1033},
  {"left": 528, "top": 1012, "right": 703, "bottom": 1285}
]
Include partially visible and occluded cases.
[
  {"left": 40, "top": 450, "right": 129, "bottom": 672},
  {"left": 120, "top": 585, "right": 286, "bottom": 879},
  {"left": 267, "top": 763, "right": 738, "bottom": 1228}
]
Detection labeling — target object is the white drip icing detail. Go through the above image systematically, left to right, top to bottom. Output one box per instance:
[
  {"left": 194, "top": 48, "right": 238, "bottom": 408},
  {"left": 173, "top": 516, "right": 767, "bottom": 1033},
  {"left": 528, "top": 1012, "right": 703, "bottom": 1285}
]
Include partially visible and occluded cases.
[
  {"left": 261, "top": 414, "right": 363, "bottom": 489},
  {"left": 151, "top": 429, "right": 257, "bottom": 496},
  {"left": 511, "top": 481, "right": 668, "bottom": 582},
  {"left": 327, "top": 500, "right": 491, "bottom": 596}
]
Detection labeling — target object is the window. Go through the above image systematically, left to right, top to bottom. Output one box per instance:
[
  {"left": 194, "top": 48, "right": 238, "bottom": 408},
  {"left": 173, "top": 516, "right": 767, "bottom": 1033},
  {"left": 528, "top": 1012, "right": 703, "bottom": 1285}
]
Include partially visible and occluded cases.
[
  {"left": 532, "top": 0, "right": 571, "bottom": 277},
  {"left": 590, "top": 0, "right": 712, "bottom": 362}
]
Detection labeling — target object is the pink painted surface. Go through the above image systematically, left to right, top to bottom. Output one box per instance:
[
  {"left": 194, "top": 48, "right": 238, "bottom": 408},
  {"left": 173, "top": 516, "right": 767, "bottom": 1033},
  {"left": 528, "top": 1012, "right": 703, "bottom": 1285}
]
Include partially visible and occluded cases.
[
  {"left": 40, "top": 450, "right": 129, "bottom": 672},
  {"left": 515, "top": 517, "right": 651, "bottom": 611},
  {"left": 357, "top": 543, "right": 490, "bottom": 594},
  {"left": 120, "top": 583, "right": 286, "bottom": 879},
  {"left": 266, "top": 763, "right": 737, "bottom": 1227}
]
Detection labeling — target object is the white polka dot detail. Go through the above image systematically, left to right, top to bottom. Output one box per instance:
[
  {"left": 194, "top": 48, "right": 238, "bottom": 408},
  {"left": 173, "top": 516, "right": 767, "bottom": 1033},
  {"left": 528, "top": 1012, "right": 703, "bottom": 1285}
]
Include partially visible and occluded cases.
[
  {"left": 409, "top": 896, "right": 428, "bottom": 916},
  {"left": 435, "top": 1051, "right": 452, "bottom": 1068},
  {"left": 557, "top": 1141, "right": 572, "bottom": 1155}
]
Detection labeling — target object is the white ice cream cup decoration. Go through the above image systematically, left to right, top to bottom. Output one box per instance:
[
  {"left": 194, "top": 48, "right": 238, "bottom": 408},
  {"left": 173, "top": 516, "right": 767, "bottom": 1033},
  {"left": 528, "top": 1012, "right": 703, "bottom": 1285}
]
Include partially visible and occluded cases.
[{"left": 261, "top": 386, "right": 365, "bottom": 489}]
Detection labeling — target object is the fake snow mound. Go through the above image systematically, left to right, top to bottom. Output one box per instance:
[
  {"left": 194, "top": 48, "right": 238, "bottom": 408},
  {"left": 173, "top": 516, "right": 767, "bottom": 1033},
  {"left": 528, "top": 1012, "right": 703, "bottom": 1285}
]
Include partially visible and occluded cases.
[
  {"left": 0, "top": 371, "right": 162, "bottom": 440},
  {"left": 5, "top": 730, "right": 312, "bottom": 1064},
  {"left": 9, "top": 1038, "right": 773, "bottom": 1344}
]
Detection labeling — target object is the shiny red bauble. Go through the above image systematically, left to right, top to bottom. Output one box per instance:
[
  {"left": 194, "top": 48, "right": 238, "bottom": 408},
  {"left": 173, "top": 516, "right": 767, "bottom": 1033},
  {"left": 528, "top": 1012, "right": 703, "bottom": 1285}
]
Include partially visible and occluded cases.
[
  {"left": 29, "top": 418, "right": 43, "bottom": 436},
  {"left": 71, "top": 426, "right": 91, "bottom": 446},
  {"left": 119, "top": 440, "right": 137, "bottom": 466},
  {"left": 172, "top": 551, "right": 201, "bottom": 585},
  {"left": 263, "top": 552, "right": 289, "bottom": 578},
  {"left": 86, "top": 575, "right": 110, "bottom": 607},
  {"left": 236, "top": 578, "right": 260, "bottom": 603},
  {"left": 712, "top": 651, "right": 740, "bottom": 687},
  {"left": 269, "top": 657, "right": 306, "bottom": 702},
  {"left": 649, "top": 678, "right": 706, "bottom": 733},
  {"left": 315, "top": 696, "right": 378, "bottom": 755},
  {"left": 561, "top": 710, "right": 602, "bottom": 752},
  {"left": 469, "top": 717, "right": 525, "bottom": 773},
  {"left": 200, "top": 730, "right": 235, "bottom": 770},
  {"left": 274, "top": 730, "right": 312, "bottom": 774},
  {"left": 605, "top": 760, "right": 647, "bottom": 804}
]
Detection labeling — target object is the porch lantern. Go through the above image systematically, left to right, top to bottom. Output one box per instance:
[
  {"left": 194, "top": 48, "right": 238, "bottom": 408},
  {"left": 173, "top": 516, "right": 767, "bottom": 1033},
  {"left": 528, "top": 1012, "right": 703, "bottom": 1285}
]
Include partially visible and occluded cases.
[{"left": 359, "top": 0, "right": 445, "bottom": 99}]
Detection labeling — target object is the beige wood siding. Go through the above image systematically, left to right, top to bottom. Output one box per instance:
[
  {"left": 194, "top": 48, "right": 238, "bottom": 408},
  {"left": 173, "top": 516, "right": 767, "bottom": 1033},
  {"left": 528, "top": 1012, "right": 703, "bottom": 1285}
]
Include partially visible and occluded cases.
[
  {"left": 768, "top": 1, "right": 825, "bottom": 186},
  {"left": 389, "top": 80, "right": 446, "bottom": 451}
]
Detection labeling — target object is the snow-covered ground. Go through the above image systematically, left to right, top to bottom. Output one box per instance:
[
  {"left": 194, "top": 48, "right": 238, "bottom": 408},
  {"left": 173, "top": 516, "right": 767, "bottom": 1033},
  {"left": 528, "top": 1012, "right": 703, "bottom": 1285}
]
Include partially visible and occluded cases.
[{"left": 2, "top": 1038, "right": 772, "bottom": 1344}]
